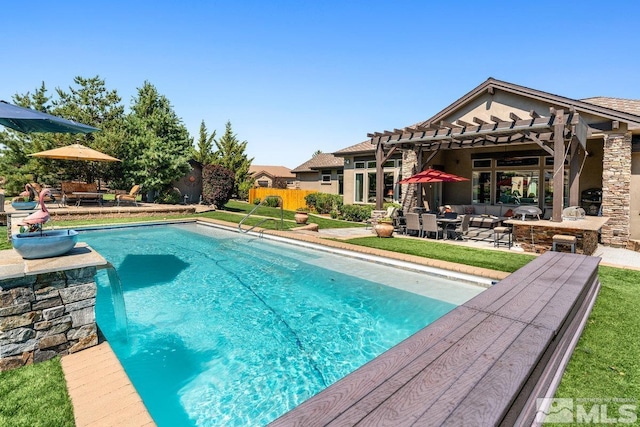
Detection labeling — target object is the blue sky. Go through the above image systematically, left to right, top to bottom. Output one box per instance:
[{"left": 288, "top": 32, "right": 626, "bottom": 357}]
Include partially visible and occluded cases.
[{"left": 3, "top": 1, "right": 639, "bottom": 168}]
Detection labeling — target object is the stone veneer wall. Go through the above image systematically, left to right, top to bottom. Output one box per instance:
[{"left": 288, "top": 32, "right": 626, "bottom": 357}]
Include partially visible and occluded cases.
[
  {"left": 600, "top": 132, "right": 632, "bottom": 248},
  {"left": 400, "top": 149, "right": 419, "bottom": 212},
  {"left": 0, "top": 266, "right": 98, "bottom": 371}
]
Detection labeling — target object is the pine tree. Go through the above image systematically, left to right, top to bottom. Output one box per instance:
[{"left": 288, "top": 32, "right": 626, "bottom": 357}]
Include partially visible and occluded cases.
[
  {"left": 125, "top": 82, "right": 192, "bottom": 198},
  {"left": 193, "top": 120, "right": 216, "bottom": 165},
  {"left": 212, "top": 121, "right": 254, "bottom": 198}
]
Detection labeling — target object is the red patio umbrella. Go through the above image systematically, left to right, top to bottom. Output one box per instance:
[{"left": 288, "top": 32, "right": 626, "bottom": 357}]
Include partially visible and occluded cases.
[{"left": 398, "top": 168, "right": 469, "bottom": 184}]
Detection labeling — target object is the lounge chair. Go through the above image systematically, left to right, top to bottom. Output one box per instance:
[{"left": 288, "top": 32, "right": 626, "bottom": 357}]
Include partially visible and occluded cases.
[{"left": 116, "top": 185, "right": 141, "bottom": 206}]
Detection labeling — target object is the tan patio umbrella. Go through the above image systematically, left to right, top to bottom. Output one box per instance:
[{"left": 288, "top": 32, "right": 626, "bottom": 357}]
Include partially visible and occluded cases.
[
  {"left": 29, "top": 143, "right": 121, "bottom": 162},
  {"left": 29, "top": 143, "right": 121, "bottom": 191}
]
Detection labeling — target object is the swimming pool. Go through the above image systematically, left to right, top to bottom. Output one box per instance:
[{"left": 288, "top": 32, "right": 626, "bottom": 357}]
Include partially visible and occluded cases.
[{"left": 83, "top": 223, "right": 484, "bottom": 426}]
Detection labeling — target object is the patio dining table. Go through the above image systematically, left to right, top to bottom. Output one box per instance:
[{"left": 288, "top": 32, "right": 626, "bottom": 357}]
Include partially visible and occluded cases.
[{"left": 436, "top": 217, "right": 462, "bottom": 240}]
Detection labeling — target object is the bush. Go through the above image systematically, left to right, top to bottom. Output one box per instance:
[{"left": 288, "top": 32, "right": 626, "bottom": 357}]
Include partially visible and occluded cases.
[
  {"left": 202, "top": 164, "right": 235, "bottom": 208},
  {"left": 155, "top": 187, "right": 182, "bottom": 204},
  {"left": 305, "top": 192, "right": 343, "bottom": 214},
  {"left": 265, "top": 196, "right": 280, "bottom": 207},
  {"left": 253, "top": 197, "right": 261, "bottom": 205},
  {"left": 340, "top": 204, "right": 374, "bottom": 222}
]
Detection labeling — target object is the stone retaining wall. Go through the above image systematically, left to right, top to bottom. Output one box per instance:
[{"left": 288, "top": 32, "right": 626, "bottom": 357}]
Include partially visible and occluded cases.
[{"left": 0, "top": 266, "right": 98, "bottom": 371}]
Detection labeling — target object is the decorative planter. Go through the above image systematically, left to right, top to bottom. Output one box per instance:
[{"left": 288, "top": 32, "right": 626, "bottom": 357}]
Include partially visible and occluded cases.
[
  {"left": 11, "top": 201, "right": 37, "bottom": 210},
  {"left": 294, "top": 213, "right": 309, "bottom": 224},
  {"left": 374, "top": 222, "right": 395, "bottom": 238},
  {"left": 12, "top": 230, "right": 79, "bottom": 259}
]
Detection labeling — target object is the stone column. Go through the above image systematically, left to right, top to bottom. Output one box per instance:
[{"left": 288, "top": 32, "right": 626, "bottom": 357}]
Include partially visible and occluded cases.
[
  {"left": 600, "top": 132, "right": 632, "bottom": 247},
  {"left": 401, "top": 148, "right": 419, "bottom": 213}
]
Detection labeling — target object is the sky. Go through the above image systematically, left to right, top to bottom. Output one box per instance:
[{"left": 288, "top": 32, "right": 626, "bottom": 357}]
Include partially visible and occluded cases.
[{"left": 3, "top": 0, "right": 640, "bottom": 169}]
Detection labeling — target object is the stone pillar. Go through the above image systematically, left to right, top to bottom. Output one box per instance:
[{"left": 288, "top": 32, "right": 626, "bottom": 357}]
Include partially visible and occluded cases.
[
  {"left": 600, "top": 132, "right": 632, "bottom": 247},
  {"left": 401, "top": 148, "right": 419, "bottom": 213},
  {"left": 0, "top": 266, "right": 98, "bottom": 371}
]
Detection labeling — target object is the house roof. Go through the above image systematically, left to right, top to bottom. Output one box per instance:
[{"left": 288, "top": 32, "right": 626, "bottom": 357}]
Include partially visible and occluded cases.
[
  {"left": 367, "top": 77, "right": 640, "bottom": 150},
  {"left": 418, "top": 77, "right": 640, "bottom": 129},
  {"left": 581, "top": 97, "right": 640, "bottom": 117},
  {"left": 332, "top": 141, "right": 375, "bottom": 156},
  {"left": 291, "top": 153, "right": 344, "bottom": 173},
  {"left": 248, "top": 165, "right": 295, "bottom": 179}
]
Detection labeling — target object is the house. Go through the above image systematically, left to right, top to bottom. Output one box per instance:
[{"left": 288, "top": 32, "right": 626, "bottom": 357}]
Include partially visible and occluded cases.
[
  {"left": 364, "top": 77, "right": 640, "bottom": 249},
  {"left": 291, "top": 153, "right": 344, "bottom": 194},
  {"left": 248, "top": 165, "right": 296, "bottom": 188}
]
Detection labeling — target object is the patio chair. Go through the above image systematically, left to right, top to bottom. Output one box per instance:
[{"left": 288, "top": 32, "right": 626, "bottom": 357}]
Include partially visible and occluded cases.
[
  {"left": 116, "top": 185, "right": 141, "bottom": 206},
  {"left": 404, "top": 212, "right": 423, "bottom": 237},
  {"left": 422, "top": 213, "right": 443, "bottom": 240},
  {"left": 452, "top": 214, "right": 470, "bottom": 240}
]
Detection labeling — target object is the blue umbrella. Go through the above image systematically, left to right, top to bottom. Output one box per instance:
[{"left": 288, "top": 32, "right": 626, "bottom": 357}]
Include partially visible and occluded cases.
[{"left": 0, "top": 100, "right": 99, "bottom": 134}]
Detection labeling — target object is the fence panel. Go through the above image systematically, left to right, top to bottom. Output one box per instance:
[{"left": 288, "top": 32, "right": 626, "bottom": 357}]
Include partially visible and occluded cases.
[{"left": 249, "top": 188, "right": 317, "bottom": 211}]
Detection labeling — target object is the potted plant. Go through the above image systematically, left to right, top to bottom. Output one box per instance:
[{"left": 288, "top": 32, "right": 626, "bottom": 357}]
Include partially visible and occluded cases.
[
  {"left": 294, "top": 208, "right": 310, "bottom": 224},
  {"left": 374, "top": 217, "right": 395, "bottom": 238}
]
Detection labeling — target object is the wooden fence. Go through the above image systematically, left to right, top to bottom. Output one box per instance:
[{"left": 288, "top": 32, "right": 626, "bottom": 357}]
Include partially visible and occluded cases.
[{"left": 249, "top": 188, "right": 317, "bottom": 211}]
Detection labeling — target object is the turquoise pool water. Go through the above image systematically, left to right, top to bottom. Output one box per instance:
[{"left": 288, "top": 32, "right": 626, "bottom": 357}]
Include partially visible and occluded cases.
[{"left": 83, "top": 223, "right": 483, "bottom": 426}]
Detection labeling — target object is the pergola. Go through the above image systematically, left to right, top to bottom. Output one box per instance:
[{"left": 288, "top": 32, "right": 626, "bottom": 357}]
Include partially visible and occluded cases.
[{"left": 368, "top": 108, "right": 589, "bottom": 222}]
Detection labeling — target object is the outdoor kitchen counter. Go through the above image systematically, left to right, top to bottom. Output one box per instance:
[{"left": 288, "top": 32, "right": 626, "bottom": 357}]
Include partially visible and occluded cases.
[{"left": 504, "top": 216, "right": 609, "bottom": 255}]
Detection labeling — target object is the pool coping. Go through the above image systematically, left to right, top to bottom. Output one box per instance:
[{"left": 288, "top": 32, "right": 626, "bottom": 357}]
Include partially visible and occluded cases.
[{"left": 61, "top": 218, "right": 509, "bottom": 426}]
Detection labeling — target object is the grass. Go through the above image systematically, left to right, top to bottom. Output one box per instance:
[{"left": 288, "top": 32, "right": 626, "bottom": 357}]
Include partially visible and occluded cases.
[
  {"left": 1, "top": 205, "right": 638, "bottom": 423},
  {"left": 0, "top": 357, "right": 74, "bottom": 427}
]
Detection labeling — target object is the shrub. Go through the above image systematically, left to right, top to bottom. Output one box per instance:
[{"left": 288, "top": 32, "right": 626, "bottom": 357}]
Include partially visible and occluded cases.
[
  {"left": 202, "top": 164, "right": 235, "bottom": 208},
  {"left": 155, "top": 187, "right": 182, "bottom": 204},
  {"left": 305, "top": 192, "right": 343, "bottom": 214},
  {"left": 265, "top": 196, "right": 280, "bottom": 207},
  {"left": 253, "top": 197, "right": 261, "bottom": 205},
  {"left": 340, "top": 204, "right": 374, "bottom": 222}
]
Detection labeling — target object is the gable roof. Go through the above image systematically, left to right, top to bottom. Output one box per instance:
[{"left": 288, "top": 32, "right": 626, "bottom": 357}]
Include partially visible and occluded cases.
[
  {"left": 419, "top": 77, "right": 640, "bottom": 129},
  {"left": 333, "top": 140, "right": 375, "bottom": 156},
  {"left": 291, "top": 153, "right": 344, "bottom": 173},
  {"left": 248, "top": 165, "right": 295, "bottom": 179}
]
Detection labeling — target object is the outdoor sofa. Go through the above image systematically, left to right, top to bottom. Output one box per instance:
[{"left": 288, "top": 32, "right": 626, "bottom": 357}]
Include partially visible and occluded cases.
[
  {"left": 61, "top": 181, "right": 99, "bottom": 206},
  {"left": 447, "top": 204, "right": 520, "bottom": 228}
]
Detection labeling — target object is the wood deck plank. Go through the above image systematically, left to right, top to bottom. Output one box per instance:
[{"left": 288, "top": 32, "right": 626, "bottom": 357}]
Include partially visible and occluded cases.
[
  {"left": 269, "top": 252, "right": 601, "bottom": 427},
  {"left": 272, "top": 307, "right": 483, "bottom": 427},
  {"left": 326, "top": 310, "right": 491, "bottom": 427},
  {"left": 369, "top": 318, "right": 529, "bottom": 427},
  {"left": 437, "top": 324, "right": 553, "bottom": 426}
]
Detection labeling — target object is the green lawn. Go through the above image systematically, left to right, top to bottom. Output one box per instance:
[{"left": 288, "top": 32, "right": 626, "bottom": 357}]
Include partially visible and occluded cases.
[
  {"left": 1, "top": 208, "right": 638, "bottom": 425},
  {"left": 0, "top": 357, "right": 74, "bottom": 427}
]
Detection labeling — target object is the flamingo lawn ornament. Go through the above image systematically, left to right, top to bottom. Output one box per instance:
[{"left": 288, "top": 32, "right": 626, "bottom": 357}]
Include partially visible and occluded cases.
[
  {"left": 19, "top": 183, "right": 37, "bottom": 201},
  {"left": 20, "top": 189, "right": 51, "bottom": 233}
]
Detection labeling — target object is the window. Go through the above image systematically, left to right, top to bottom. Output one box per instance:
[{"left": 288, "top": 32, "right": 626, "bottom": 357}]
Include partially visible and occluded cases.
[
  {"left": 496, "top": 157, "right": 539, "bottom": 167},
  {"left": 472, "top": 159, "right": 491, "bottom": 168},
  {"left": 383, "top": 160, "right": 395, "bottom": 168},
  {"left": 355, "top": 161, "right": 365, "bottom": 169},
  {"left": 367, "top": 161, "right": 376, "bottom": 169},
  {"left": 544, "top": 169, "right": 569, "bottom": 207},
  {"left": 495, "top": 171, "right": 539, "bottom": 205},
  {"left": 367, "top": 172, "right": 376, "bottom": 203},
  {"left": 384, "top": 172, "right": 395, "bottom": 201},
  {"left": 472, "top": 172, "right": 492, "bottom": 204},
  {"left": 355, "top": 173, "right": 364, "bottom": 202},
  {"left": 321, "top": 174, "right": 331, "bottom": 183},
  {"left": 338, "top": 174, "right": 344, "bottom": 195},
  {"left": 257, "top": 180, "right": 269, "bottom": 187}
]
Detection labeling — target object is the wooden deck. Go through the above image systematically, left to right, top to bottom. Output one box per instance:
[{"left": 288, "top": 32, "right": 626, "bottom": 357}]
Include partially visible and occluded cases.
[{"left": 270, "top": 251, "right": 601, "bottom": 426}]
